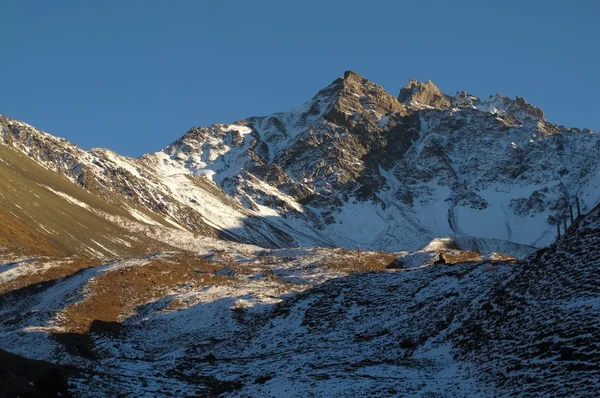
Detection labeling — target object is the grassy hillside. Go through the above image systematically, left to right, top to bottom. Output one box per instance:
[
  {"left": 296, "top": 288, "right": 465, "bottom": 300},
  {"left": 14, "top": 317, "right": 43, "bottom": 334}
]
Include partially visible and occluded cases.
[{"left": 0, "top": 145, "right": 173, "bottom": 257}]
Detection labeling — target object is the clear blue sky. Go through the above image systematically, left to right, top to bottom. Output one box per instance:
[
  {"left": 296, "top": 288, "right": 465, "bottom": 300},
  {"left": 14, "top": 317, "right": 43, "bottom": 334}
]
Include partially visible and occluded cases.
[{"left": 1, "top": 1, "right": 599, "bottom": 156}]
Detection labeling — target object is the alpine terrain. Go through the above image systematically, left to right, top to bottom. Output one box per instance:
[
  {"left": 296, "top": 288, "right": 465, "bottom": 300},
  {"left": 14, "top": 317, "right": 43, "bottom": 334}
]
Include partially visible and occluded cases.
[{"left": 0, "top": 71, "right": 599, "bottom": 396}]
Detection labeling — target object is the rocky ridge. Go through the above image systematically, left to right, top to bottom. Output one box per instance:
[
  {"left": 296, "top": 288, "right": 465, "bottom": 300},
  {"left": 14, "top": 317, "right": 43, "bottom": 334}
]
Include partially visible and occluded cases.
[
  {"left": 2, "top": 71, "right": 600, "bottom": 257},
  {"left": 163, "top": 71, "right": 600, "bottom": 253}
]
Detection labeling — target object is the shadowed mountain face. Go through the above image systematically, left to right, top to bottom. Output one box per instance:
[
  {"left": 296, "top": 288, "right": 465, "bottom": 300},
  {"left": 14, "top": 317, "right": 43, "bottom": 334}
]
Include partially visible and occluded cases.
[
  {"left": 2, "top": 71, "right": 600, "bottom": 258},
  {"left": 199, "top": 195, "right": 600, "bottom": 396},
  {"left": 450, "top": 204, "right": 600, "bottom": 395}
]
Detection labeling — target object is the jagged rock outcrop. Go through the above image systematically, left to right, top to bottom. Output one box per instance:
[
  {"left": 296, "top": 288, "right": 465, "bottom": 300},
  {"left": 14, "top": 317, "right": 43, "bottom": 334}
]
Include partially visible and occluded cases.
[
  {"left": 324, "top": 70, "right": 407, "bottom": 124},
  {"left": 398, "top": 78, "right": 451, "bottom": 109}
]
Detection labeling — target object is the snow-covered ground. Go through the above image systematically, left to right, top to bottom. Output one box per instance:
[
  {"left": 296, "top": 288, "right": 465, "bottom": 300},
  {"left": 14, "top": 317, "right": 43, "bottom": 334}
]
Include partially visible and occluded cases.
[{"left": 0, "top": 203, "right": 599, "bottom": 397}]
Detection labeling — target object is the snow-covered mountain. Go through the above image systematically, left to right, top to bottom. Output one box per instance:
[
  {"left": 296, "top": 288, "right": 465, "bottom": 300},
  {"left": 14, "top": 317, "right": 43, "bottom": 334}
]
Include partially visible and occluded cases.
[
  {"left": 2, "top": 70, "right": 600, "bottom": 257},
  {"left": 2, "top": 70, "right": 600, "bottom": 396},
  {"left": 166, "top": 71, "right": 600, "bottom": 253}
]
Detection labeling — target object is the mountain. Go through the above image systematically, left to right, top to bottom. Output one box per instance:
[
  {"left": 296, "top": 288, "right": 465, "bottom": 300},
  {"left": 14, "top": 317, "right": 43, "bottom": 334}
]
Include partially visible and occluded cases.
[
  {"left": 3, "top": 70, "right": 600, "bottom": 258},
  {"left": 1, "top": 71, "right": 599, "bottom": 396},
  {"left": 163, "top": 71, "right": 600, "bottom": 253},
  {"left": 0, "top": 116, "right": 301, "bottom": 255},
  {"left": 0, "top": 135, "right": 172, "bottom": 258},
  {"left": 1, "top": 171, "right": 597, "bottom": 397}
]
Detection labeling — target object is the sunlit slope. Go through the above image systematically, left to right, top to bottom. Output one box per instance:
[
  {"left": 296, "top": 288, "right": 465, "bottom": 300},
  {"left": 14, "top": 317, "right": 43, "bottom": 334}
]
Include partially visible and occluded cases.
[{"left": 0, "top": 145, "right": 172, "bottom": 257}]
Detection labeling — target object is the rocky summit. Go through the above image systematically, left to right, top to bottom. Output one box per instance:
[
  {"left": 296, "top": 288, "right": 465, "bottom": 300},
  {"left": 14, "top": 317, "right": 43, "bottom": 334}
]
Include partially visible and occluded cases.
[{"left": 0, "top": 71, "right": 599, "bottom": 396}]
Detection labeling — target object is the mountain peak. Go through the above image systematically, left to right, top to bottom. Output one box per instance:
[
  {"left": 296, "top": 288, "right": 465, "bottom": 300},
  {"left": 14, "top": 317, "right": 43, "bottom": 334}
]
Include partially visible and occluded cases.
[
  {"left": 342, "top": 70, "right": 365, "bottom": 82},
  {"left": 314, "top": 71, "right": 406, "bottom": 125},
  {"left": 398, "top": 78, "right": 451, "bottom": 110},
  {"left": 514, "top": 96, "right": 545, "bottom": 119}
]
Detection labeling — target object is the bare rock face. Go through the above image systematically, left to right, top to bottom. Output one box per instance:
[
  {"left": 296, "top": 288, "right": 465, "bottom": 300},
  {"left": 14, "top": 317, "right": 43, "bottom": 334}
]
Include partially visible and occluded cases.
[
  {"left": 324, "top": 70, "right": 407, "bottom": 124},
  {"left": 398, "top": 79, "right": 452, "bottom": 109},
  {"left": 514, "top": 96, "right": 545, "bottom": 119}
]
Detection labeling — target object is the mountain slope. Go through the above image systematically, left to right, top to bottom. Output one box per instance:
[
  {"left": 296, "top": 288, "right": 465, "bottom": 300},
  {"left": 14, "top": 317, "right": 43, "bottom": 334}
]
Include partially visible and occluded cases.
[
  {"left": 0, "top": 116, "right": 312, "bottom": 251},
  {"left": 0, "top": 142, "right": 170, "bottom": 257},
  {"left": 181, "top": 200, "right": 598, "bottom": 396},
  {"left": 452, "top": 203, "right": 600, "bottom": 395}
]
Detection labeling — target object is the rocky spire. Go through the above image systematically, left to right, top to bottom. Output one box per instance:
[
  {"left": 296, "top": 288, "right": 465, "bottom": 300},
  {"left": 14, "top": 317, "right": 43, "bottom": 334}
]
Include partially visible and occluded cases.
[
  {"left": 321, "top": 70, "right": 406, "bottom": 124},
  {"left": 398, "top": 79, "right": 451, "bottom": 110},
  {"left": 514, "top": 96, "right": 545, "bottom": 119}
]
